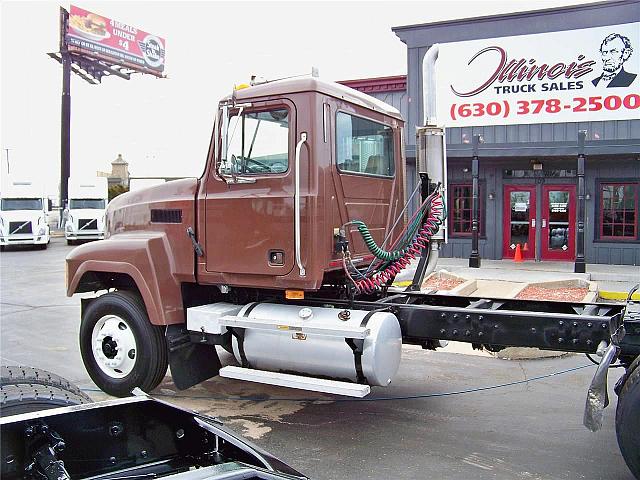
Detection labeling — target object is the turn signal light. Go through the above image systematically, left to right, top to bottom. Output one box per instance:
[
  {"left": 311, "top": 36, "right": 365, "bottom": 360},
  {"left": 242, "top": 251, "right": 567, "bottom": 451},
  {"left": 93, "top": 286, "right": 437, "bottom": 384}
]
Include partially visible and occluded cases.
[{"left": 285, "top": 290, "right": 304, "bottom": 300}]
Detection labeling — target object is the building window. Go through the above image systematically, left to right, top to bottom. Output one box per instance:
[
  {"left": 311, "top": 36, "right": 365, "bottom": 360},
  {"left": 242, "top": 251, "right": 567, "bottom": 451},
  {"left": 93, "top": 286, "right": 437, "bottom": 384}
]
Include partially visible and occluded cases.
[
  {"left": 336, "top": 112, "right": 395, "bottom": 177},
  {"left": 600, "top": 183, "right": 638, "bottom": 240},
  {"left": 449, "top": 184, "right": 483, "bottom": 237}
]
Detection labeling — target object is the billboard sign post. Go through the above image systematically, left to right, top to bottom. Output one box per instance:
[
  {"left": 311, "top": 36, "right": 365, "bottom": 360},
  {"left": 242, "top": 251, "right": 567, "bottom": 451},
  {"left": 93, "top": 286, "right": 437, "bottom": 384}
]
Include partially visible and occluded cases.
[{"left": 50, "top": 6, "right": 166, "bottom": 211}]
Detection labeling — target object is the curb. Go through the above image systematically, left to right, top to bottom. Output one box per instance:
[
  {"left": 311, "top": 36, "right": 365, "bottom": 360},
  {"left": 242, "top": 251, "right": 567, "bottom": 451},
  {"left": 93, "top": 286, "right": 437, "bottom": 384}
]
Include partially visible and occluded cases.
[{"left": 599, "top": 290, "right": 640, "bottom": 301}]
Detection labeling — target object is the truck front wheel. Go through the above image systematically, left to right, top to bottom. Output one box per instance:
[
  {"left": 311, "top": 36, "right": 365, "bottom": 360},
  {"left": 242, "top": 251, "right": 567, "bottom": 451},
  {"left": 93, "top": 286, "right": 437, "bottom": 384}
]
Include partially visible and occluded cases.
[
  {"left": 80, "top": 291, "right": 168, "bottom": 397},
  {"left": 616, "top": 356, "right": 640, "bottom": 479}
]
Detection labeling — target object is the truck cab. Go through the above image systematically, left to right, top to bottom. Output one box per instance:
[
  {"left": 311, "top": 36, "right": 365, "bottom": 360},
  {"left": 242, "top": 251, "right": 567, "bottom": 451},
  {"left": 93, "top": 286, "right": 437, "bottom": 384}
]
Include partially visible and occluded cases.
[
  {"left": 197, "top": 78, "right": 406, "bottom": 291},
  {"left": 65, "top": 177, "right": 108, "bottom": 245},
  {"left": 0, "top": 178, "right": 50, "bottom": 250}
]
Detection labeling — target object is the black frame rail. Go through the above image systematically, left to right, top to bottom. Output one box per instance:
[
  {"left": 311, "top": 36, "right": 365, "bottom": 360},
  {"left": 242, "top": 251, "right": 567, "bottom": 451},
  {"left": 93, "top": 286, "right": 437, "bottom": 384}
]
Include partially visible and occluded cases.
[{"left": 301, "top": 293, "right": 637, "bottom": 357}]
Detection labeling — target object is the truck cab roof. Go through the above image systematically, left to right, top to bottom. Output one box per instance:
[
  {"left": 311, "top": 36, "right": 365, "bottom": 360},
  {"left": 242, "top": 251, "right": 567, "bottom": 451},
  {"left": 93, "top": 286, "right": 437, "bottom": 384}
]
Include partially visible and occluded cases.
[{"left": 224, "top": 77, "right": 403, "bottom": 121}]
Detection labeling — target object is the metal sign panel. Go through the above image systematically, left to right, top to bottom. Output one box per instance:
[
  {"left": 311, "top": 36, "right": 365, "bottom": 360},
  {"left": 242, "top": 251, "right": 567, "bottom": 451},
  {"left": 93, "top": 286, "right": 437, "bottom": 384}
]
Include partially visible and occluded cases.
[
  {"left": 65, "top": 5, "right": 165, "bottom": 76},
  {"left": 436, "top": 22, "right": 639, "bottom": 127}
]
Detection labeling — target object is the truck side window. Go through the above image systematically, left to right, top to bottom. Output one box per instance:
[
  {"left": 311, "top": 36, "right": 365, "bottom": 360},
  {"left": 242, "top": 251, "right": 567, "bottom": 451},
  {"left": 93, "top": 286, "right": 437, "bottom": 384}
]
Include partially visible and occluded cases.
[
  {"left": 225, "top": 108, "right": 289, "bottom": 175},
  {"left": 336, "top": 112, "right": 394, "bottom": 177}
]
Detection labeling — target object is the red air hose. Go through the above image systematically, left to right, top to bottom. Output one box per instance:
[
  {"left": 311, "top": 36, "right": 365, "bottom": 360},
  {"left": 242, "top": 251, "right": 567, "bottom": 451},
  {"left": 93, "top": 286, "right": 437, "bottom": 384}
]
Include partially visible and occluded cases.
[{"left": 352, "top": 193, "right": 444, "bottom": 294}]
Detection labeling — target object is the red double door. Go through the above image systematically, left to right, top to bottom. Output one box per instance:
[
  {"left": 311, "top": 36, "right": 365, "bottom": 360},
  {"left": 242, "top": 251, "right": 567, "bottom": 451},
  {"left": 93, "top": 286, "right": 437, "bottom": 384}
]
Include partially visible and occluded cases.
[{"left": 503, "top": 185, "right": 576, "bottom": 261}]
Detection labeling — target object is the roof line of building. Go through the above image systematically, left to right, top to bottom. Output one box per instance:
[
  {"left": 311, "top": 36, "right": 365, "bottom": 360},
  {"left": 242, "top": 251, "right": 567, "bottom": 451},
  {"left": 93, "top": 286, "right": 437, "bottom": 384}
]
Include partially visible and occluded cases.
[
  {"left": 392, "top": 0, "right": 637, "bottom": 33},
  {"left": 338, "top": 75, "right": 407, "bottom": 93}
]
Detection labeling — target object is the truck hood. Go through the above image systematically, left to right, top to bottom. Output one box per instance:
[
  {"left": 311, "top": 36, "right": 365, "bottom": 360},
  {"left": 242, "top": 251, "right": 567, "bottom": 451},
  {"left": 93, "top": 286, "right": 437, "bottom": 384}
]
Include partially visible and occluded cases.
[
  {"left": 106, "top": 178, "right": 198, "bottom": 236},
  {"left": 67, "top": 208, "right": 105, "bottom": 219},
  {"left": 1, "top": 209, "right": 45, "bottom": 219},
  {"left": 1, "top": 210, "right": 46, "bottom": 224}
]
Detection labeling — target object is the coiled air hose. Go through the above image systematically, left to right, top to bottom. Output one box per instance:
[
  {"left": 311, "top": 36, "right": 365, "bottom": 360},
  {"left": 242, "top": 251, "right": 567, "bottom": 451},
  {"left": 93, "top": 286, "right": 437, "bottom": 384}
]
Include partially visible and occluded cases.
[{"left": 345, "top": 191, "right": 445, "bottom": 294}]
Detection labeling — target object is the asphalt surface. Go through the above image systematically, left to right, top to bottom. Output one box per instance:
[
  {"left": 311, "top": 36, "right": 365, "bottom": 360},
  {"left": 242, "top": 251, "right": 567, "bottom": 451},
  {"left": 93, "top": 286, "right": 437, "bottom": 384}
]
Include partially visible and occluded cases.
[{"left": 0, "top": 237, "right": 635, "bottom": 480}]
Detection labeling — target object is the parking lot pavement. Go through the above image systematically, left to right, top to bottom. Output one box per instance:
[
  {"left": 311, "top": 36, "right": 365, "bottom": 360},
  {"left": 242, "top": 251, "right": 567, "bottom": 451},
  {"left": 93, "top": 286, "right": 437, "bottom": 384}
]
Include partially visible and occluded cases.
[{"left": 0, "top": 237, "right": 635, "bottom": 480}]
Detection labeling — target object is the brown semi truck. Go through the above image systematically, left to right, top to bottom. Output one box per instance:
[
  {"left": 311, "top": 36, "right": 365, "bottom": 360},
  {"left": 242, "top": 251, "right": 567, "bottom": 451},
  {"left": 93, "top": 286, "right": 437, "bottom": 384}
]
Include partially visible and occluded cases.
[{"left": 65, "top": 77, "right": 639, "bottom": 477}]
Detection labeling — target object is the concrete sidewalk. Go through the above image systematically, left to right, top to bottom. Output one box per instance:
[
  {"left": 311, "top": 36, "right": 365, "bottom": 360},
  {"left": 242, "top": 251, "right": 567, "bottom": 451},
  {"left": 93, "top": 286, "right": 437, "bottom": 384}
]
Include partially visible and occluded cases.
[{"left": 396, "top": 256, "right": 639, "bottom": 297}]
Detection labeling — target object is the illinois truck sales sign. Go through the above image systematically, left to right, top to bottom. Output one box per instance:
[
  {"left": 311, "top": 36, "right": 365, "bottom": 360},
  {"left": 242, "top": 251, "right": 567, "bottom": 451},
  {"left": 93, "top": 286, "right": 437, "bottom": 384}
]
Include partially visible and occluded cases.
[{"left": 436, "top": 22, "right": 639, "bottom": 126}]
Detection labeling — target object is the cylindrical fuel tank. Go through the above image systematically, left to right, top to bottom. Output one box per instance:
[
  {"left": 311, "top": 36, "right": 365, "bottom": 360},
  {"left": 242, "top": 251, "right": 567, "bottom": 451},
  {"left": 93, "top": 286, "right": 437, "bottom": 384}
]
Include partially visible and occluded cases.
[{"left": 232, "top": 303, "right": 402, "bottom": 386}]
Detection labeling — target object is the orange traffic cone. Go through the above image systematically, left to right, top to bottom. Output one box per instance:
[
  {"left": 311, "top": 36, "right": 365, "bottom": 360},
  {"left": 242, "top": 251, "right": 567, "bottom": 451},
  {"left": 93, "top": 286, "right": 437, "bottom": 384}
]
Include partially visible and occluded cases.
[
  {"left": 523, "top": 242, "right": 529, "bottom": 252},
  {"left": 514, "top": 243, "right": 523, "bottom": 262}
]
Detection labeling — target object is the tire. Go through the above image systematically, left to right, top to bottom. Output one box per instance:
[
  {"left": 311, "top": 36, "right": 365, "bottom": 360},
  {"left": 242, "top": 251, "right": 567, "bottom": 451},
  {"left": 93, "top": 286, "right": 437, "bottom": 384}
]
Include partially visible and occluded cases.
[
  {"left": 67, "top": 240, "right": 74, "bottom": 246},
  {"left": 38, "top": 243, "right": 47, "bottom": 250},
  {"left": 0, "top": 245, "right": 5, "bottom": 251},
  {"left": 79, "top": 291, "right": 168, "bottom": 397},
  {"left": 616, "top": 356, "right": 640, "bottom": 479},
  {"left": 0, "top": 366, "right": 91, "bottom": 400},
  {"left": 1, "top": 380, "right": 91, "bottom": 417}
]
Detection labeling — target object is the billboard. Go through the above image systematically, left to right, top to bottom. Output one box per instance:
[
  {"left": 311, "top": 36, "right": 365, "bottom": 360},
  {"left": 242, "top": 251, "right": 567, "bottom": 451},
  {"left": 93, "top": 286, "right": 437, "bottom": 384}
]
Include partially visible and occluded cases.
[
  {"left": 65, "top": 5, "right": 165, "bottom": 76},
  {"left": 436, "top": 22, "right": 639, "bottom": 127}
]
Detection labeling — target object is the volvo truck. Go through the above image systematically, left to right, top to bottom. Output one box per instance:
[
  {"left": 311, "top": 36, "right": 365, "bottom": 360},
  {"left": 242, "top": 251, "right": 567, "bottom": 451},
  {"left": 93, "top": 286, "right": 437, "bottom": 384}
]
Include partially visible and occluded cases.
[
  {"left": 65, "top": 177, "right": 108, "bottom": 245},
  {"left": 0, "top": 178, "right": 50, "bottom": 250}
]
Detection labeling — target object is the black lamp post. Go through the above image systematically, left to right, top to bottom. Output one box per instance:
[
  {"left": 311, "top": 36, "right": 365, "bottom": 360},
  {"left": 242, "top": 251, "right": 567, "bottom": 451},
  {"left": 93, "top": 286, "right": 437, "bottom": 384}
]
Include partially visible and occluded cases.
[
  {"left": 574, "top": 130, "right": 587, "bottom": 273},
  {"left": 469, "top": 134, "right": 482, "bottom": 268}
]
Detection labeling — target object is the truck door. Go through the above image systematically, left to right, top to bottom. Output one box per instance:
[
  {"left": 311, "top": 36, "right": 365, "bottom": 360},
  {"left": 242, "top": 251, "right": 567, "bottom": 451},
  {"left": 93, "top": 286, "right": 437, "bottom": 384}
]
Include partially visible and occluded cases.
[
  {"left": 204, "top": 100, "right": 296, "bottom": 276},
  {"left": 332, "top": 110, "right": 400, "bottom": 258}
]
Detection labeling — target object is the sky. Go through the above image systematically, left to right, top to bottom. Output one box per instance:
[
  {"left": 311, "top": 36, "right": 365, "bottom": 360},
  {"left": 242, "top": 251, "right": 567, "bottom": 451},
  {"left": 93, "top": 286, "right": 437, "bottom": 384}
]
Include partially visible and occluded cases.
[{"left": 1, "top": 0, "right": 597, "bottom": 197}]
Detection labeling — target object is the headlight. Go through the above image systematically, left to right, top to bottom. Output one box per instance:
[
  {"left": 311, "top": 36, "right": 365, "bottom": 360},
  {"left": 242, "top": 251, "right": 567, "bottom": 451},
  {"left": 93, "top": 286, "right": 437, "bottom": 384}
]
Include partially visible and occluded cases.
[
  {"left": 68, "top": 214, "right": 74, "bottom": 222},
  {"left": 38, "top": 226, "right": 46, "bottom": 236}
]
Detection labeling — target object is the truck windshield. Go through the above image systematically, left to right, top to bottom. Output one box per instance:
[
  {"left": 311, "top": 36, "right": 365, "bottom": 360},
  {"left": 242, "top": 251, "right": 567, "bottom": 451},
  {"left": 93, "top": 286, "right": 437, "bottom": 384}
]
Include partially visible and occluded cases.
[
  {"left": 1, "top": 198, "right": 43, "bottom": 211},
  {"left": 69, "top": 199, "right": 106, "bottom": 209}
]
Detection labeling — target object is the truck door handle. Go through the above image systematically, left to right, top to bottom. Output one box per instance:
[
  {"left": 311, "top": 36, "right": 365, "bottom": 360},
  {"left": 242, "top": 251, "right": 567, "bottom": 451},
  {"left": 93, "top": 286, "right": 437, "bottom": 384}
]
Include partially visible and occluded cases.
[
  {"left": 294, "top": 132, "right": 308, "bottom": 277},
  {"left": 531, "top": 219, "right": 536, "bottom": 228},
  {"left": 542, "top": 219, "right": 547, "bottom": 228}
]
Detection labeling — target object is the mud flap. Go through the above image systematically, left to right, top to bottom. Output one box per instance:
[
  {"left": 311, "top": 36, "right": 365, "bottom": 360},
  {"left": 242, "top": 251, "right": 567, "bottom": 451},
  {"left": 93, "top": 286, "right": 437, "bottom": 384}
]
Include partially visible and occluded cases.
[
  {"left": 166, "top": 325, "right": 221, "bottom": 390},
  {"left": 583, "top": 342, "right": 620, "bottom": 432}
]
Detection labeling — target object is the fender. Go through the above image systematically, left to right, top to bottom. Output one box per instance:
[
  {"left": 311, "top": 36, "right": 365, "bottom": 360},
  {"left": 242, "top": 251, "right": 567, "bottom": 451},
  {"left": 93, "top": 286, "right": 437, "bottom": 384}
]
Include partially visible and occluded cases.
[{"left": 66, "top": 232, "right": 190, "bottom": 325}]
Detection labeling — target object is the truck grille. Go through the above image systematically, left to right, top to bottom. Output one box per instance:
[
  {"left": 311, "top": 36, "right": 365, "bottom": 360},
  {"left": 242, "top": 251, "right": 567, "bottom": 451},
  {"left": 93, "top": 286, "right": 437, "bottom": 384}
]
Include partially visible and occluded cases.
[
  {"left": 79, "top": 219, "right": 98, "bottom": 230},
  {"left": 9, "top": 221, "right": 32, "bottom": 235}
]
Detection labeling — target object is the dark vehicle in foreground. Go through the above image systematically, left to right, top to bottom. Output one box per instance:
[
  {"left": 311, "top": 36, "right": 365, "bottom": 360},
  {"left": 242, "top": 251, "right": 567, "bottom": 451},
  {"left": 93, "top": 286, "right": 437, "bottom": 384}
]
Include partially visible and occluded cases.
[{"left": 0, "top": 367, "right": 305, "bottom": 480}]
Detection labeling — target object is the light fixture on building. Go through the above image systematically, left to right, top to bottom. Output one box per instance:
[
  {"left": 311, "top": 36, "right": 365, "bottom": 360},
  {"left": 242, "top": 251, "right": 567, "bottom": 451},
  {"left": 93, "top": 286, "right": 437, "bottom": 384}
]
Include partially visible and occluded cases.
[
  {"left": 532, "top": 161, "right": 543, "bottom": 170},
  {"left": 462, "top": 167, "right": 470, "bottom": 173},
  {"left": 488, "top": 192, "right": 495, "bottom": 200},
  {"left": 586, "top": 193, "right": 591, "bottom": 201}
]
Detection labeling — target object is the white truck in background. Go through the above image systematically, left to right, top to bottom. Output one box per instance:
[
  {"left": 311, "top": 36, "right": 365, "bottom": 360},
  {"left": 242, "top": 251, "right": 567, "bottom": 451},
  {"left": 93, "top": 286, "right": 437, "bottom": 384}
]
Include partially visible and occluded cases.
[
  {"left": 65, "top": 177, "right": 108, "bottom": 245},
  {"left": 0, "top": 178, "right": 51, "bottom": 250}
]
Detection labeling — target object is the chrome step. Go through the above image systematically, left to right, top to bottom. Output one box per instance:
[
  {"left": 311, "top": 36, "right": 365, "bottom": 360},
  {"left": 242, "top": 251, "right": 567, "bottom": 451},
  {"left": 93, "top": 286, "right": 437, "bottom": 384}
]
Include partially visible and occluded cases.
[{"left": 219, "top": 366, "right": 371, "bottom": 397}]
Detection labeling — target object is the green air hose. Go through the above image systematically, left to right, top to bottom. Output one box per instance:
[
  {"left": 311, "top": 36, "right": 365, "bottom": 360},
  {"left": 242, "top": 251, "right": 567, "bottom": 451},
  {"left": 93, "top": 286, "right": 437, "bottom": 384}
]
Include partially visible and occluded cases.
[
  {"left": 351, "top": 191, "right": 446, "bottom": 263},
  {"left": 351, "top": 211, "right": 425, "bottom": 262},
  {"left": 351, "top": 220, "right": 404, "bottom": 261}
]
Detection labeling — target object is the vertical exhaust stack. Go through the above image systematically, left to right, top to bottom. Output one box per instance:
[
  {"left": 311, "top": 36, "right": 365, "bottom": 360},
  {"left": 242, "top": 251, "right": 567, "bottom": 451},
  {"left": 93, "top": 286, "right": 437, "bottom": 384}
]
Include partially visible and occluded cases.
[
  {"left": 410, "top": 44, "right": 447, "bottom": 288},
  {"left": 417, "top": 44, "right": 447, "bottom": 242}
]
